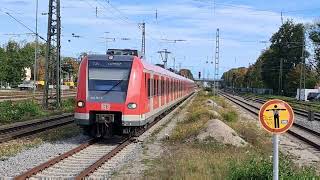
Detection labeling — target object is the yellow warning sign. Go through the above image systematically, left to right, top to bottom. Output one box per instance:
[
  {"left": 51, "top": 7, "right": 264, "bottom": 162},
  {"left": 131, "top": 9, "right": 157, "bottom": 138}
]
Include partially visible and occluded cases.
[{"left": 259, "top": 99, "right": 294, "bottom": 134}]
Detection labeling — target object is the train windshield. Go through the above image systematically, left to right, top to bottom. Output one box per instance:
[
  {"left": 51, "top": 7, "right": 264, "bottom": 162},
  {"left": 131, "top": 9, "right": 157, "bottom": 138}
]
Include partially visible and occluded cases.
[
  {"left": 88, "top": 60, "right": 132, "bottom": 102},
  {"left": 88, "top": 69, "right": 129, "bottom": 92}
]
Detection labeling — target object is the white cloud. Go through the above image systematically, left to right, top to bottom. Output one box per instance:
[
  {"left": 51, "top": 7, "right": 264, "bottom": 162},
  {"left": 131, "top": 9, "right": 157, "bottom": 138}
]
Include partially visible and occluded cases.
[{"left": 0, "top": 0, "right": 314, "bottom": 74}]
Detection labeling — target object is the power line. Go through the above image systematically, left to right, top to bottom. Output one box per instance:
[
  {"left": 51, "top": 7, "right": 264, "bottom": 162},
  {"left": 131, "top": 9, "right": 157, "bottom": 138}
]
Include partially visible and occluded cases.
[{"left": 0, "top": 10, "right": 46, "bottom": 41}]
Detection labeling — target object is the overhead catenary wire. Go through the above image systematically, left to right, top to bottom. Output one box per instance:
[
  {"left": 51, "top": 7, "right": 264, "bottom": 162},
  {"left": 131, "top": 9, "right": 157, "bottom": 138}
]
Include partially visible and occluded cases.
[{"left": 0, "top": 9, "right": 46, "bottom": 42}]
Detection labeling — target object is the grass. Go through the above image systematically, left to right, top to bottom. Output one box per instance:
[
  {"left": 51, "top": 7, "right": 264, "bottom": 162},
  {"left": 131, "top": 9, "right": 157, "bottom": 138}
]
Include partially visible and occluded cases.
[
  {"left": 144, "top": 91, "right": 319, "bottom": 179},
  {"left": 170, "top": 93, "right": 217, "bottom": 142},
  {"left": 0, "top": 98, "right": 75, "bottom": 125},
  {"left": 0, "top": 100, "right": 47, "bottom": 124},
  {"left": 221, "top": 110, "right": 238, "bottom": 122},
  {"left": 37, "top": 123, "right": 81, "bottom": 142},
  {"left": 0, "top": 124, "right": 81, "bottom": 160},
  {"left": 0, "top": 138, "right": 42, "bottom": 160}
]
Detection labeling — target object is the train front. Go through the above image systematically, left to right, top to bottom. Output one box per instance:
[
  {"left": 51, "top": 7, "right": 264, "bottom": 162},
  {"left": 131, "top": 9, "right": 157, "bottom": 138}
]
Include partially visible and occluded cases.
[{"left": 75, "top": 54, "right": 135, "bottom": 137}]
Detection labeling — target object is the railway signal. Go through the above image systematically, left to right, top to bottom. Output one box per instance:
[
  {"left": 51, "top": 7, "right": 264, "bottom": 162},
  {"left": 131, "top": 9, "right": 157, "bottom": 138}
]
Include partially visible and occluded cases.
[{"left": 259, "top": 99, "right": 294, "bottom": 180}]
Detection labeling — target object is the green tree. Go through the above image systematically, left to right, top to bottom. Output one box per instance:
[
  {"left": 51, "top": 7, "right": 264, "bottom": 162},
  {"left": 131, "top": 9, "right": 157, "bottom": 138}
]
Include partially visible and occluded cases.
[
  {"left": 261, "top": 20, "right": 307, "bottom": 95},
  {"left": 309, "top": 21, "right": 320, "bottom": 82},
  {"left": 4, "top": 41, "right": 24, "bottom": 85},
  {"left": 20, "top": 42, "right": 36, "bottom": 68},
  {"left": 0, "top": 47, "right": 7, "bottom": 85},
  {"left": 246, "top": 55, "right": 265, "bottom": 88},
  {"left": 61, "top": 57, "right": 80, "bottom": 84},
  {"left": 222, "top": 67, "right": 248, "bottom": 88}
]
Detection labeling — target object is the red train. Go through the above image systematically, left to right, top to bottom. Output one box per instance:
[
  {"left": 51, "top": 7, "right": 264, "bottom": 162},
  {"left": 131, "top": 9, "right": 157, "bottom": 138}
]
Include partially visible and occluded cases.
[{"left": 75, "top": 49, "right": 195, "bottom": 137}]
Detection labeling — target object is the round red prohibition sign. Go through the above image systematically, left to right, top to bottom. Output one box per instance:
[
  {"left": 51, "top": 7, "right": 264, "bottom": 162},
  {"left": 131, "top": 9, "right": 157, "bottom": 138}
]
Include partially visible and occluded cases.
[{"left": 258, "top": 99, "right": 294, "bottom": 134}]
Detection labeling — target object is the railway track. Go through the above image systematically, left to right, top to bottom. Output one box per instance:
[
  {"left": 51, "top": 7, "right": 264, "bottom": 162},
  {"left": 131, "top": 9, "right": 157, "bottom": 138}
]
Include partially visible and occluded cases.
[
  {"left": 219, "top": 91, "right": 320, "bottom": 150},
  {"left": 0, "top": 92, "right": 76, "bottom": 102},
  {"left": 14, "top": 93, "right": 194, "bottom": 179},
  {"left": 243, "top": 95, "right": 320, "bottom": 121},
  {"left": 0, "top": 113, "right": 74, "bottom": 143}
]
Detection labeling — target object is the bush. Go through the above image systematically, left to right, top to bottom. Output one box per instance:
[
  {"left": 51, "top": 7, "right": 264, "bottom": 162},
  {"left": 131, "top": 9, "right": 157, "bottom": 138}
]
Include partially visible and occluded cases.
[
  {"left": 204, "top": 87, "right": 212, "bottom": 92},
  {"left": 62, "top": 98, "right": 75, "bottom": 112},
  {"left": 0, "top": 100, "right": 43, "bottom": 124},
  {"left": 221, "top": 110, "right": 238, "bottom": 122},
  {"left": 228, "top": 155, "right": 317, "bottom": 179}
]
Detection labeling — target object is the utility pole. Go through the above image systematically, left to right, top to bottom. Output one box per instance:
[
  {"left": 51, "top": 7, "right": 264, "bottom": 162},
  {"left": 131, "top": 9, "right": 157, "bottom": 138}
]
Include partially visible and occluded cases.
[
  {"left": 33, "top": 0, "right": 39, "bottom": 95},
  {"left": 43, "top": 0, "right": 61, "bottom": 109},
  {"left": 278, "top": 11, "right": 284, "bottom": 96},
  {"left": 140, "top": 22, "right": 146, "bottom": 57},
  {"left": 214, "top": 28, "right": 220, "bottom": 96},
  {"left": 299, "top": 28, "right": 305, "bottom": 101},
  {"left": 104, "top": 31, "right": 109, "bottom": 54},
  {"left": 157, "top": 49, "right": 171, "bottom": 69},
  {"left": 173, "top": 57, "right": 176, "bottom": 71},
  {"left": 278, "top": 58, "right": 283, "bottom": 95}
]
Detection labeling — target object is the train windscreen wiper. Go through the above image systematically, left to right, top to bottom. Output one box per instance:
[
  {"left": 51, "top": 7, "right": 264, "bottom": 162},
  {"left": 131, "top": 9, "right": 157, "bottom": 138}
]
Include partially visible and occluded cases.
[{"left": 103, "top": 77, "right": 126, "bottom": 96}]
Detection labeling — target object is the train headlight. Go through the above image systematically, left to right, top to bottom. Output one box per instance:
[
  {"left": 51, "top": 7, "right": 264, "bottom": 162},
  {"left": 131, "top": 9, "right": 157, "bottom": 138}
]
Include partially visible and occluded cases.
[
  {"left": 77, "top": 101, "right": 85, "bottom": 108},
  {"left": 127, "top": 103, "right": 137, "bottom": 109}
]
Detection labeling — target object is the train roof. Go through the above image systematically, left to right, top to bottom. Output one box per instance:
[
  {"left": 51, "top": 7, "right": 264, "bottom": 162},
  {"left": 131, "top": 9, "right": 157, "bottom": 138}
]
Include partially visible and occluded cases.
[
  {"left": 85, "top": 54, "right": 194, "bottom": 83},
  {"left": 87, "top": 54, "right": 133, "bottom": 61},
  {"left": 140, "top": 57, "right": 194, "bottom": 83}
]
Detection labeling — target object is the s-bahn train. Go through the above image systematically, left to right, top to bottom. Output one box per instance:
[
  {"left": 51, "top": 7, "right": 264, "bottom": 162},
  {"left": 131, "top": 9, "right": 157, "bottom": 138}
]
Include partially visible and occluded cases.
[{"left": 75, "top": 49, "right": 195, "bottom": 137}]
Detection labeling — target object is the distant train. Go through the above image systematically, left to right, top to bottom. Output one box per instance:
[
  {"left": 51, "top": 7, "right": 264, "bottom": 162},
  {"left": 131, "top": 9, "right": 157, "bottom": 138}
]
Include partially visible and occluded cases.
[{"left": 75, "top": 49, "right": 195, "bottom": 137}]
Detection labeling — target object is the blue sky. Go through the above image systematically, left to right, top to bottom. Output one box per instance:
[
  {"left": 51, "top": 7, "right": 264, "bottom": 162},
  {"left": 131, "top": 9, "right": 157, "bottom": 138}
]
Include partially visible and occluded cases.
[{"left": 1, "top": 0, "right": 320, "bottom": 78}]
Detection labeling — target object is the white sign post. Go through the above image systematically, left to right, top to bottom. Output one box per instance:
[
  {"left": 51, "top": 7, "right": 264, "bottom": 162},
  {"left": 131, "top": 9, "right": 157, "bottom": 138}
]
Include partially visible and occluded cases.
[
  {"left": 258, "top": 99, "right": 294, "bottom": 180},
  {"left": 273, "top": 134, "right": 279, "bottom": 180}
]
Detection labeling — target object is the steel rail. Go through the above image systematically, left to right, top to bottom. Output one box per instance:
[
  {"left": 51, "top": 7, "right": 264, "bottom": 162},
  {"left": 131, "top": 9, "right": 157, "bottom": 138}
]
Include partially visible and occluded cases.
[
  {"left": 219, "top": 91, "right": 320, "bottom": 150},
  {"left": 15, "top": 93, "right": 195, "bottom": 179},
  {"left": 75, "top": 93, "right": 194, "bottom": 179},
  {"left": 241, "top": 94, "right": 320, "bottom": 120},
  {"left": 0, "top": 113, "right": 74, "bottom": 143},
  {"left": 14, "top": 138, "right": 97, "bottom": 180}
]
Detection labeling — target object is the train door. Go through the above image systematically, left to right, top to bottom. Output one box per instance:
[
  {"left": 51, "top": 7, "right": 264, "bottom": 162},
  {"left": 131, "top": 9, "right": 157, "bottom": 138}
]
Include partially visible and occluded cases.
[
  {"left": 148, "top": 73, "right": 153, "bottom": 113},
  {"left": 153, "top": 74, "right": 159, "bottom": 110},
  {"left": 158, "top": 76, "right": 161, "bottom": 107},
  {"left": 161, "top": 76, "right": 165, "bottom": 106},
  {"left": 165, "top": 77, "right": 169, "bottom": 104},
  {"left": 169, "top": 78, "right": 172, "bottom": 102},
  {"left": 173, "top": 79, "right": 175, "bottom": 101}
]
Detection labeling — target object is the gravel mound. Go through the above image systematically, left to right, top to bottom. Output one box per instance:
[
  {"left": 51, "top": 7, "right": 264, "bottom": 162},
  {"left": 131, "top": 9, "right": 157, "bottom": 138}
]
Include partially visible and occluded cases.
[
  {"left": 206, "top": 99, "right": 223, "bottom": 109},
  {"left": 209, "top": 109, "right": 221, "bottom": 118},
  {"left": 197, "top": 119, "right": 247, "bottom": 147},
  {"left": 0, "top": 135, "right": 89, "bottom": 178}
]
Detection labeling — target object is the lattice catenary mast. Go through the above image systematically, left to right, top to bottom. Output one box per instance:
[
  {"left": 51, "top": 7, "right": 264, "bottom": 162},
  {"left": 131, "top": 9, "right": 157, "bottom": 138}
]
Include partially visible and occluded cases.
[
  {"left": 43, "top": 0, "right": 61, "bottom": 108},
  {"left": 140, "top": 22, "right": 146, "bottom": 57},
  {"left": 213, "top": 28, "right": 220, "bottom": 96}
]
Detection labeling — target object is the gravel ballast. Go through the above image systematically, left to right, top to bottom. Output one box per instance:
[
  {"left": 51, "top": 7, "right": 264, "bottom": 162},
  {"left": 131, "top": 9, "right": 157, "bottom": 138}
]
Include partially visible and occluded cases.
[{"left": 0, "top": 135, "right": 89, "bottom": 178}]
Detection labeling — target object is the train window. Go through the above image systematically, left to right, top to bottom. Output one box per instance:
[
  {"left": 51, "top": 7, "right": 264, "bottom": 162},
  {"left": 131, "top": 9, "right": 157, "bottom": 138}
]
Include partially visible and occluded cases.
[
  {"left": 145, "top": 73, "right": 147, "bottom": 96},
  {"left": 147, "top": 77, "right": 151, "bottom": 98},
  {"left": 153, "top": 79, "right": 157, "bottom": 96},
  {"left": 158, "top": 79, "right": 160, "bottom": 95},
  {"left": 160, "top": 79, "right": 162, "bottom": 95},
  {"left": 160, "top": 79, "right": 162, "bottom": 96},
  {"left": 162, "top": 79, "right": 164, "bottom": 96},
  {"left": 166, "top": 79, "right": 170, "bottom": 95},
  {"left": 168, "top": 79, "right": 169, "bottom": 95},
  {"left": 172, "top": 81, "right": 174, "bottom": 93}
]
